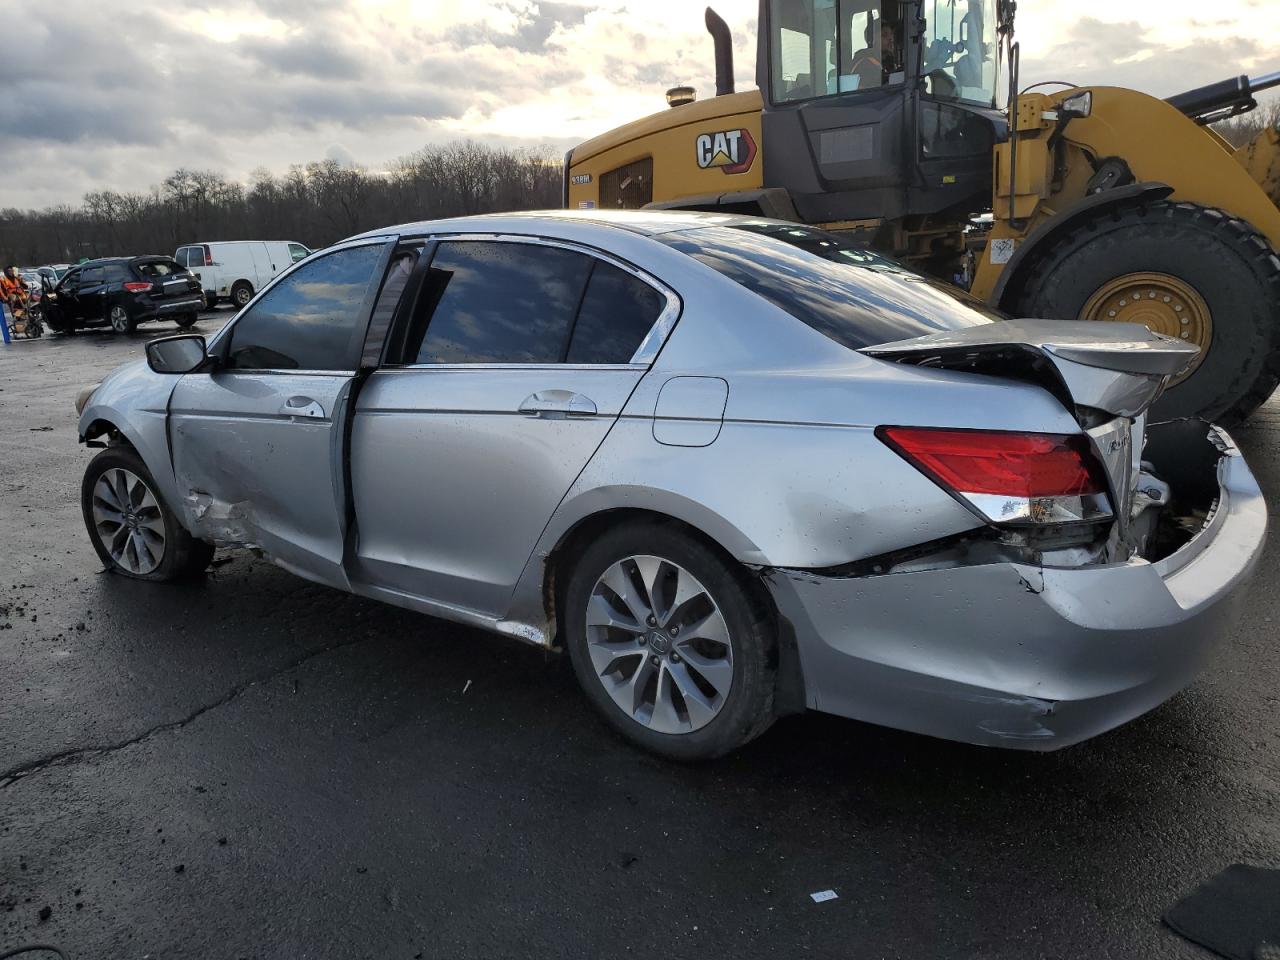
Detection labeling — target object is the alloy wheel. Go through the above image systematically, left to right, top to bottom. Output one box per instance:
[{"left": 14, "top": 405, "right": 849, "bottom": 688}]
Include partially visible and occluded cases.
[
  {"left": 110, "top": 306, "right": 131, "bottom": 333},
  {"left": 90, "top": 468, "right": 166, "bottom": 575},
  {"left": 585, "top": 555, "right": 733, "bottom": 734}
]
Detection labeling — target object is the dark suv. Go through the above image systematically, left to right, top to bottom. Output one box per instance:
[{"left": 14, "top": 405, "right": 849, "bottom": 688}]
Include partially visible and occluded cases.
[{"left": 43, "top": 257, "right": 203, "bottom": 334}]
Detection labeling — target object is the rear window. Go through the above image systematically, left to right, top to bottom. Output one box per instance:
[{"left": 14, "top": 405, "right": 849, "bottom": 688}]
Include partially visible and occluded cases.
[
  {"left": 656, "top": 223, "right": 999, "bottom": 350},
  {"left": 136, "top": 259, "right": 187, "bottom": 278}
]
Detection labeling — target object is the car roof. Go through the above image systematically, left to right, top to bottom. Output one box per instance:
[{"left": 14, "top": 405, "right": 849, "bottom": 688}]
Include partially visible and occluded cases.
[
  {"left": 345, "top": 208, "right": 775, "bottom": 244},
  {"left": 78, "top": 255, "right": 177, "bottom": 266}
]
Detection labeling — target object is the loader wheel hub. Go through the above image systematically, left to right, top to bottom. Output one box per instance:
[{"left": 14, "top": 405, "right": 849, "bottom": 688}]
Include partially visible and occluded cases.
[{"left": 1080, "top": 273, "right": 1211, "bottom": 386}]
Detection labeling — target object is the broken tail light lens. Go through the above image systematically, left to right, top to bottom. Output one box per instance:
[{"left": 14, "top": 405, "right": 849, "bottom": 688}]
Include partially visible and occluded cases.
[{"left": 878, "top": 426, "right": 1113, "bottom": 526}]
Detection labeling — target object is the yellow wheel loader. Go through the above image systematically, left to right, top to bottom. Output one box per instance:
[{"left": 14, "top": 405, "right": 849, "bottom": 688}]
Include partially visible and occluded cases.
[{"left": 564, "top": 1, "right": 1280, "bottom": 423}]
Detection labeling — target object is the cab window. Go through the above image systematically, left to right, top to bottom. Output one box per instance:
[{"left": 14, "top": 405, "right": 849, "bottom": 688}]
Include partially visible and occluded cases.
[
  {"left": 769, "top": 0, "right": 903, "bottom": 103},
  {"left": 921, "top": 0, "right": 998, "bottom": 104}
]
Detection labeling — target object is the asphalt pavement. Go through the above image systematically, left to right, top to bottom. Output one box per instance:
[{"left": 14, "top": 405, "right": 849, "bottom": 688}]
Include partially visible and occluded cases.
[{"left": 1, "top": 315, "right": 1278, "bottom": 959}]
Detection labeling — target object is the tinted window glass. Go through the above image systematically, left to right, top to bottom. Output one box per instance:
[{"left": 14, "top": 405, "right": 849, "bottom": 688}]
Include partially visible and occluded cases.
[
  {"left": 658, "top": 223, "right": 998, "bottom": 350},
  {"left": 411, "top": 241, "right": 591, "bottom": 364},
  {"left": 226, "top": 244, "right": 382, "bottom": 371},
  {"left": 175, "top": 248, "right": 191, "bottom": 267},
  {"left": 136, "top": 259, "right": 186, "bottom": 278},
  {"left": 567, "top": 262, "right": 665, "bottom": 364},
  {"left": 105, "top": 263, "right": 131, "bottom": 283},
  {"left": 80, "top": 266, "right": 104, "bottom": 286}
]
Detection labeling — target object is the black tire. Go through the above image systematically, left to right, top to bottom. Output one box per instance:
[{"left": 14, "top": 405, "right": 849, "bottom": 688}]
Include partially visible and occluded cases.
[
  {"left": 1011, "top": 201, "right": 1280, "bottom": 424},
  {"left": 230, "top": 281, "right": 253, "bottom": 309},
  {"left": 203, "top": 291, "right": 217, "bottom": 310},
  {"left": 108, "top": 303, "right": 137, "bottom": 334},
  {"left": 175, "top": 313, "right": 198, "bottom": 329},
  {"left": 81, "top": 445, "right": 214, "bottom": 582},
  {"left": 564, "top": 520, "right": 775, "bottom": 760}
]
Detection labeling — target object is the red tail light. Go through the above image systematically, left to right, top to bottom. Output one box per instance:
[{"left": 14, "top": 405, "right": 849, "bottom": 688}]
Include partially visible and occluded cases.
[
  {"left": 203, "top": 245, "right": 213, "bottom": 267},
  {"left": 123, "top": 281, "right": 152, "bottom": 293},
  {"left": 878, "top": 427, "right": 1112, "bottom": 525}
]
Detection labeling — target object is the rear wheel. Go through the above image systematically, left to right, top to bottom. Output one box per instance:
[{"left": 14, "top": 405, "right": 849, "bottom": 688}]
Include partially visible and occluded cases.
[
  {"left": 1011, "top": 201, "right": 1280, "bottom": 424},
  {"left": 230, "top": 281, "right": 253, "bottom": 309},
  {"left": 109, "top": 303, "right": 136, "bottom": 334},
  {"left": 175, "top": 313, "right": 197, "bottom": 329},
  {"left": 81, "top": 445, "right": 213, "bottom": 581},
  {"left": 564, "top": 521, "right": 775, "bottom": 760}
]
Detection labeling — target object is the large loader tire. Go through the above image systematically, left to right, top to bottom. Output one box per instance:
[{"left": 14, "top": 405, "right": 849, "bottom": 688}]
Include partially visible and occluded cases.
[{"left": 1011, "top": 201, "right": 1280, "bottom": 424}]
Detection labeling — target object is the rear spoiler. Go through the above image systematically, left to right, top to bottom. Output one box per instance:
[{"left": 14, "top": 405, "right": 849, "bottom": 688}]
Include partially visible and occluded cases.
[{"left": 862, "top": 319, "right": 1199, "bottom": 419}]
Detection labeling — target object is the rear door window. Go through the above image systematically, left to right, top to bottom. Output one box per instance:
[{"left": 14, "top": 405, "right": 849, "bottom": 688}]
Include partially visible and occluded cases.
[
  {"left": 407, "top": 241, "right": 592, "bottom": 364},
  {"left": 225, "top": 243, "right": 384, "bottom": 371},
  {"left": 566, "top": 262, "right": 666, "bottom": 364},
  {"left": 104, "top": 263, "right": 131, "bottom": 283},
  {"left": 79, "top": 266, "right": 105, "bottom": 287}
]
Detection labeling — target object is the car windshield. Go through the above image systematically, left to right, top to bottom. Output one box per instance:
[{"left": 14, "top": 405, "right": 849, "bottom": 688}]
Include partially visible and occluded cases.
[
  {"left": 657, "top": 222, "right": 999, "bottom": 350},
  {"left": 136, "top": 260, "right": 186, "bottom": 278}
]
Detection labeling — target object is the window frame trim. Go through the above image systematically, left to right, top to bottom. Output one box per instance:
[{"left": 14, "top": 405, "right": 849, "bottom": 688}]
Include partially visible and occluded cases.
[
  {"left": 381, "top": 231, "right": 682, "bottom": 370},
  {"left": 206, "top": 235, "right": 397, "bottom": 375}
]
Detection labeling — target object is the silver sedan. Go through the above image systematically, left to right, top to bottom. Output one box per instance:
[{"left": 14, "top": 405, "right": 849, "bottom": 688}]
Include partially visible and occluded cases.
[{"left": 76, "top": 211, "right": 1266, "bottom": 760}]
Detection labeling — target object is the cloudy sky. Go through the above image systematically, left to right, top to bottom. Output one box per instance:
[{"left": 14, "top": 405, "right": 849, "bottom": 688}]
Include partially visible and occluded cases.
[{"left": 2, "top": 0, "right": 1278, "bottom": 210}]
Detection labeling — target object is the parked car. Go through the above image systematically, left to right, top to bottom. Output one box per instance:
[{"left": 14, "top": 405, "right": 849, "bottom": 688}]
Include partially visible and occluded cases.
[
  {"left": 76, "top": 211, "right": 1265, "bottom": 760},
  {"left": 175, "top": 240, "right": 311, "bottom": 309},
  {"left": 44, "top": 256, "right": 203, "bottom": 334},
  {"left": 39, "top": 264, "right": 71, "bottom": 285},
  {"left": 19, "top": 270, "right": 43, "bottom": 300}
]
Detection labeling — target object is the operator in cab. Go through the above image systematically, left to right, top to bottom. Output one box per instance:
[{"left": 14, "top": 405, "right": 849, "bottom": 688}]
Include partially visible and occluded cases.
[{"left": 843, "top": 11, "right": 902, "bottom": 90}]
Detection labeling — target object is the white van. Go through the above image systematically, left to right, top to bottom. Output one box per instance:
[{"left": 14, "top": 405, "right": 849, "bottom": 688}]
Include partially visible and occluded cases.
[{"left": 174, "top": 240, "right": 311, "bottom": 309}]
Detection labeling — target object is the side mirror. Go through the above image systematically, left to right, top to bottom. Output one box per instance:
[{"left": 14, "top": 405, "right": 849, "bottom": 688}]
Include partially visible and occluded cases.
[{"left": 146, "top": 334, "right": 209, "bottom": 374}]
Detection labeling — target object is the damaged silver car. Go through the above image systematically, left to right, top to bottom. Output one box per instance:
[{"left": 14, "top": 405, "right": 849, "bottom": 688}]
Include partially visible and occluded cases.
[{"left": 76, "top": 211, "right": 1266, "bottom": 760}]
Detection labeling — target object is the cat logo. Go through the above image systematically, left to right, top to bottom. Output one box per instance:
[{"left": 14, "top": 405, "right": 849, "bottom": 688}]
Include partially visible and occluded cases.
[{"left": 695, "top": 128, "right": 757, "bottom": 175}]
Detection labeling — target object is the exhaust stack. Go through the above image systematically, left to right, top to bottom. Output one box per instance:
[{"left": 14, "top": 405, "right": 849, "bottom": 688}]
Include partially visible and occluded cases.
[{"left": 705, "top": 7, "right": 734, "bottom": 96}]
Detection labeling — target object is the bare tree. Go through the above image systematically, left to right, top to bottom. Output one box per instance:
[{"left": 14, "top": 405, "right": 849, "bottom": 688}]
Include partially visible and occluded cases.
[{"left": 0, "top": 141, "right": 563, "bottom": 265}]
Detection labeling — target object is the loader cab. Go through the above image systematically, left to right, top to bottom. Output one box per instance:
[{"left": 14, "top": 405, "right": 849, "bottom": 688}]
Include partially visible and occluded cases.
[{"left": 758, "top": 0, "right": 1006, "bottom": 226}]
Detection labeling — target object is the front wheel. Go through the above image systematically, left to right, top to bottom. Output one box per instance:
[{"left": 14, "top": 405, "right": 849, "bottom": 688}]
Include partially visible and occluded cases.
[
  {"left": 1012, "top": 201, "right": 1280, "bottom": 424},
  {"left": 230, "top": 282, "right": 253, "bottom": 309},
  {"left": 109, "top": 304, "right": 136, "bottom": 334},
  {"left": 175, "top": 313, "right": 198, "bottom": 329},
  {"left": 81, "top": 445, "right": 214, "bottom": 581},
  {"left": 564, "top": 521, "right": 775, "bottom": 760}
]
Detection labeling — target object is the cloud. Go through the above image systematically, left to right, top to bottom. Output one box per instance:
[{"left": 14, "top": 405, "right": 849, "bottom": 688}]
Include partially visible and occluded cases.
[
  {"left": 2, "top": 0, "right": 1279, "bottom": 211},
  {"left": 1019, "top": 16, "right": 1272, "bottom": 97}
]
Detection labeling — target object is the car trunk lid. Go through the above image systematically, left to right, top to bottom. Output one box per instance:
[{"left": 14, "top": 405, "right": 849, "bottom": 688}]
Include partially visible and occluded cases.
[{"left": 859, "top": 319, "right": 1199, "bottom": 421}]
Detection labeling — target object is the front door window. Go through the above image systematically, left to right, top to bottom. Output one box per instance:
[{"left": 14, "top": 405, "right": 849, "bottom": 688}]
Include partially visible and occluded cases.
[{"left": 224, "top": 244, "right": 383, "bottom": 371}]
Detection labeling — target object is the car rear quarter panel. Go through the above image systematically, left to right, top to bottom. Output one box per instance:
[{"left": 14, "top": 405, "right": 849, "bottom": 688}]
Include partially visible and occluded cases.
[{"left": 506, "top": 261, "right": 1083, "bottom": 634}]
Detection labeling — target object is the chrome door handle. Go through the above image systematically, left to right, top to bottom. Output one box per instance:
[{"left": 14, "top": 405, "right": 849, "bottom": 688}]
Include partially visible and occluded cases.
[
  {"left": 518, "top": 390, "right": 597, "bottom": 419},
  {"left": 279, "top": 395, "right": 325, "bottom": 419}
]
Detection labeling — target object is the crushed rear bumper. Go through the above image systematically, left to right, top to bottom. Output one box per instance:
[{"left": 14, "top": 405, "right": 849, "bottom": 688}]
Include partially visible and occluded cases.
[{"left": 766, "top": 426, "right": 1266, "bottom": 750}]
